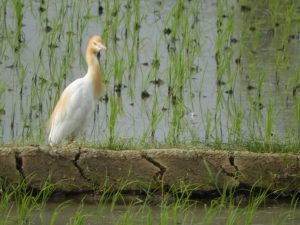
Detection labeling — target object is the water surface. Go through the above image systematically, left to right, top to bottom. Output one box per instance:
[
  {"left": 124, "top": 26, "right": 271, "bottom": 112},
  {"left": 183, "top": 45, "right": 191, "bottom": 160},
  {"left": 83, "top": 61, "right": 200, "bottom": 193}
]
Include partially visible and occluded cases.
[{"left": 0, "top": 0, "right": 299, "bottom": 145}]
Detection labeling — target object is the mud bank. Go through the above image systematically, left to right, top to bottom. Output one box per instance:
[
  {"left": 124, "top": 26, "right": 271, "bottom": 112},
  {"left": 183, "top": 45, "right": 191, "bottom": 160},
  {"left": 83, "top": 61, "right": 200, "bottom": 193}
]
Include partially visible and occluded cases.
[{"left": 0, "top": 146, "right": 299, "bottom": 195}]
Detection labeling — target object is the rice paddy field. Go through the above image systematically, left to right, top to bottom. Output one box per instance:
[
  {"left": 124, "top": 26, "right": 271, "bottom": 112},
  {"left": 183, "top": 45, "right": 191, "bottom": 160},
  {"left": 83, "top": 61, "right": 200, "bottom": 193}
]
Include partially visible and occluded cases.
[
  {"left": 0, "top": 0, "right": 299, "bottom": 150},
  {"left": 1, "top": 0, "right": 300, "bottom": 224},
  {"left": 1, "top": 181, "right": 300, "bottom": 225}
]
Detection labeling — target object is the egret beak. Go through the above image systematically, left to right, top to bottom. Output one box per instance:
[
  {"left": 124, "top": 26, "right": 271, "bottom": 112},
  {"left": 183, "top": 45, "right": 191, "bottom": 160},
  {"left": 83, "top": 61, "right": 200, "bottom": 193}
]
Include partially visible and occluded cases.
[{"left": 98, "top": 42, "right": 106, "bottom": 50}]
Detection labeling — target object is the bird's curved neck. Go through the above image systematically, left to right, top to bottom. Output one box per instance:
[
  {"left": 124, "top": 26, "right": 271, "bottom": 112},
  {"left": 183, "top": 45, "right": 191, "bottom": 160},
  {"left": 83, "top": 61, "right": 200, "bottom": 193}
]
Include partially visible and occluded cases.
[{"left": 86, "top": 51, "right": 102, "bottom": 99}]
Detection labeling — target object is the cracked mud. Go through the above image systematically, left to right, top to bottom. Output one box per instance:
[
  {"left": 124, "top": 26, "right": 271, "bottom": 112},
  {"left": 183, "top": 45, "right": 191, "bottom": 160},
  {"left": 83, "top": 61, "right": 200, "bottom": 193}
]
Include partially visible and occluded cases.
[
  {"left": 0, "top": 146, "right": 299, "bottom": 195},
  {"left": 72, "top": 149, "right": 92, "bottom": 183},
  {"left": 141, "top": 154, "right": 166, "bottom": 184}
]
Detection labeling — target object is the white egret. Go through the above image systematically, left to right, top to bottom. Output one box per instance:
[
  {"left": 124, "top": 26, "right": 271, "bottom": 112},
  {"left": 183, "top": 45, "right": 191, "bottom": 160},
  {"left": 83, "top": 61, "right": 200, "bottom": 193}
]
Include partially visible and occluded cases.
[{"left": 48, "top": 35, "right": 106, "bottom": 146}]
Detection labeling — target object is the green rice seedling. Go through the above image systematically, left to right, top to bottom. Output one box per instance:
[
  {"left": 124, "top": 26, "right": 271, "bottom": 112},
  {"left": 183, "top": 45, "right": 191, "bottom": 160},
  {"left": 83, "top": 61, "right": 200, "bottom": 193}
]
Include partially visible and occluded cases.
[
  {"left": 0, "top": 0, "right": 8, "bottom": 19},
  {"left": 12, "top": 0, "right": 24, "bottom": 51},
  {"left": 102, "top": 0, "right": 112, "bottom": 41},
  {"left": 110, "top": 0, "right": 121, "bottom": 42},
  {"left": 124, "top": 0, "right": 133, "bottom": 39},
  {"left": 133, "top": 0, "right": 141, "bottom": 33},
  {"left": 169, "top": 0, "right": 184, "bottom": 41},
  {"left": 215, "top": 0, "right": 226, "bottom": 79},
  {"left": 268, "top": 0, "right": 280, "bottom": 38},
  {"left": 279, "top": 2, "right": 295, "bottom": 49},
  {"left": 167, "top": 10, "right": 200, "bottom": 101},
  {"left": 124, "top": 38, "right": 139, "bottom": 95},
  {"left": 146, "top": 46, "right": 160, "bottom": 83},
  {"left": 113, "top": 51, "right": 126, "bottom": 88},
  {"left": 275, "top": 51, "right": 286, "bottom": 86},
  {"left": 16, "top": 64, "right": 27, "bottom": 101},
  {"left": 256, "top": 70, "right": 265, "bottom": 98},
  {"left": 0, "top": 82, "right": 5, "bottom": 117},
  {"left": 142, "top": 89, "right": 164, "bottom": 142},
  {"left": 213, "top": 92, "right": 225, "bottom": 143},
  {"left": 108, "top": 93, "right": 123, "bottom": 144},
  {"left": 167, "top": 98, "right": 185, "bottom": 145},
  {"left": 297, "top": 100, "right": 300, "bottom": 139},
  {"left": 9, "top": 102, "right": 17, "bottom": 139},
  {"left": 264, "top": 103, "right": 274, "bottom": 144},
  {"left": 202, "top": 109, "right": 213, "bottom": 142},
  {"left": 229, "top": 109, "right": 244, "bottom": 143},
  {"left": 96, "top": 173, "right": 139, "bottom": 212},
  {"left": 2, "top": 177, "right": 300, "bottom": 225},
  {"left": 97, "top": 178, "right": 115, "bottom": 207},
  {"left": 8, "top": 179, "right": 54, "bottom": 224},
  {"left": 0, "top": 180, "right": 14, "bottom": 215},
  {"left": 110, "top": 180, "right": 138, "bottom": 211},
  {"left": 35, "top": 181, "right": 56, "bottom": 209},
  {"left": 243, "top": 188, "right": 269, "bottom": 225},
  {"left": 287, "top": 193, "right": 299, "bottom": 220},
  {"left": 201, "top": 199, "right": 220, "bottom": 225},
  {"left": 46, "top": 201, "right": 70, "bottom": 225},
  {"left": 66, "top": 203, "right": 88, "bottom": 225},
  {"left": 158, "top": 203, "right": 169, "bottom": 225},
  {"left": 224, "top": 203, "right": 241, "bottom": 225},
  {"left": 115, "top": 205, "right": 134, "bottom": 225},
  {"left": 146, "top": 210, "right": 153, "bottom": 225}
]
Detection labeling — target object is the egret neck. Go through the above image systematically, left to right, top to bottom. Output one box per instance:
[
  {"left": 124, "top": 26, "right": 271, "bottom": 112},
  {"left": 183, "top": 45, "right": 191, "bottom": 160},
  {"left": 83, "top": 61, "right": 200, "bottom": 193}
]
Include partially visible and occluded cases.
[{"left": 86, "top": 47, "right": 102, "bottom": 100}]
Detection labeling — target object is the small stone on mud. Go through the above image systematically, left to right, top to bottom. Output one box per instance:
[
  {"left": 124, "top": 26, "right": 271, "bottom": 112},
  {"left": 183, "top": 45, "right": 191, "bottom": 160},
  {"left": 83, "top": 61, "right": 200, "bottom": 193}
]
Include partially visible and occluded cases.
[
  {"left": 98, "top": 5, "right": 104, "bottom": 15},
  {"left": 241, "top": 5, "right": 251, "bottom": 12},
  {"left": 39, "top": 6, "right": 46, "bottom": 12},
  {"left": 134, "top": 22, "right": 141, "bottom": 31},
  {"left": 45, "top": 25, "right": 52, "bottom": 33},
  {"left": 249, "top": 26, "right": 256, "bottom": 31},
  {"left": 163, "top": 28, "right": 172, "bottom": 35},
  {"left": 230, "top": 38, "right": 238, "bottom": 44},
  {"left": 48, "top": 43, "right": 59, "bottom": 49},
  {"left": 235, "top": 57, "right": 241, "bottom": 64},
  {"left": 151, "top": 59, "right": 160, "bottom": 69},
  {"left": 6, "top": 64, "right": 15, "bottom": 69},
  {"left": 191, "top": 65, "right": 200, "bottom": 73},
  {"left": 150, "top": 78, "right": 164, "bottom": 86},
  {"left": 216, "top": 79, "right": 226, "bottom": 86},
  {"left": 114, "top": 84, "right": 123, "bottom": 93},
  {"left": 292, "top": 84, "right": 300, "bottom": 96},
  {"left": 247, "top": 85, "right": 256, "bottom": 91},
  {"left": 225, "top": 89, "right": 234, "bottom": 95},
  {"left": 141, "top": 90, "right": 150, "bottom": 99},
  {"left": 100, "top": 94, "right": 109, "bottom": 103},
  {"left": 171, "top": 95, "right": 177, "bottom": 104},
  {"left": 253, "top": 101, "right": 264, "bottom": 110},
  {"left": 0, "top": 108, "right": 5, "bottom": 115},
  {"left": 51, "top": 192, "right": 67, "bottom": 202}
]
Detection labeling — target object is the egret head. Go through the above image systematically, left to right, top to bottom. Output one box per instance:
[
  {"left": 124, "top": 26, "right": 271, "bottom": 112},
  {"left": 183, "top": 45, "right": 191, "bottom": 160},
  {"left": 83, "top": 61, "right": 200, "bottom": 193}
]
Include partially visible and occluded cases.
[{"left": 88, "top": 35, "right": 106, "bottom": 55}]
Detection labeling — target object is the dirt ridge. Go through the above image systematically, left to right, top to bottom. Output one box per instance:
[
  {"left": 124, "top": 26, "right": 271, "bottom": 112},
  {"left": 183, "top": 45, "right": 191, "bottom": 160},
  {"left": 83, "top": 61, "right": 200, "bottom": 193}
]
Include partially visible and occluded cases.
[{"left": 0, "top": 146, "right": 299, "bottom": 194}]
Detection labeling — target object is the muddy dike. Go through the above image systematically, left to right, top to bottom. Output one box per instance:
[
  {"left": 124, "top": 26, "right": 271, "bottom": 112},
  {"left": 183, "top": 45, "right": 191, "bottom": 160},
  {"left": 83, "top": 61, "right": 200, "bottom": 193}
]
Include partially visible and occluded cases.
[{"left": 0, "top": 146, "right": 299, "bottom": 199}]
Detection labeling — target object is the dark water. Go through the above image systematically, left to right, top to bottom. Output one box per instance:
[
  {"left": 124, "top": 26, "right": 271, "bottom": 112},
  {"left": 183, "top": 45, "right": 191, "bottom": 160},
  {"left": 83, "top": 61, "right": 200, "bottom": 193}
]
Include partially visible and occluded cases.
[
  {"left": 0, "top": 0, "right": 299, "bottom": 144},
  {"left": 24, "top": 202, "right": 300, "bottom": 225}
]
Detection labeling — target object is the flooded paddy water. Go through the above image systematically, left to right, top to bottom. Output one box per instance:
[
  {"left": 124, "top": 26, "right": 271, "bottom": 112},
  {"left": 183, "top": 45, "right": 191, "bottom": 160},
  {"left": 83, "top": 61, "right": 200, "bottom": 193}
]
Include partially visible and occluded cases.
[
  {"left": 0, "top": 0, "right": 299, "bottom": 146},
  {"left": 1, "top": 0, "right": 300, "bottom": 224},
  {"left": 2, "top": 195, "right": 300, "bottom": 225},
  {"left": 28, "top": 202, "right": 300, "bottom": 225}
]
